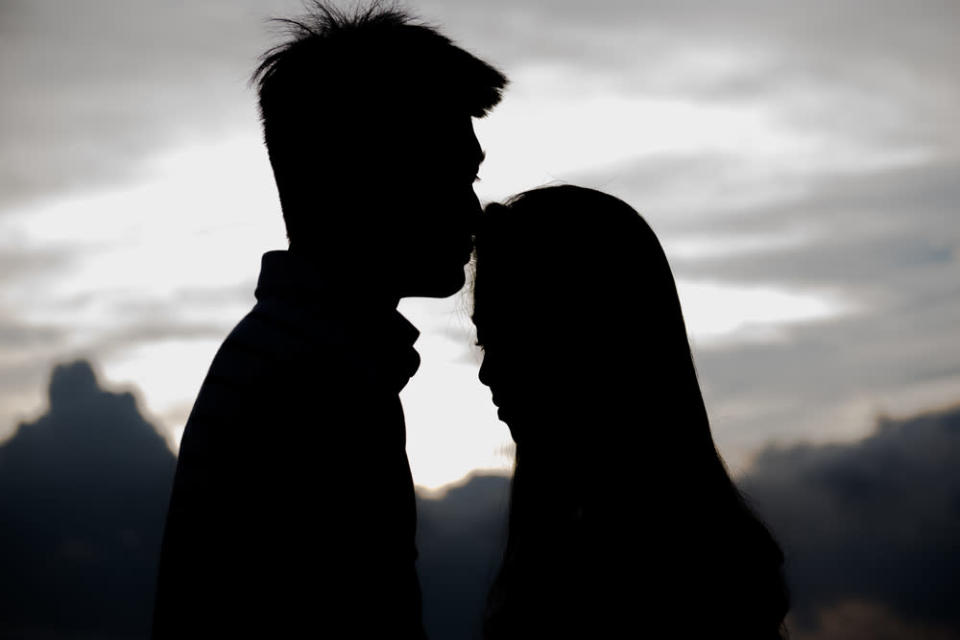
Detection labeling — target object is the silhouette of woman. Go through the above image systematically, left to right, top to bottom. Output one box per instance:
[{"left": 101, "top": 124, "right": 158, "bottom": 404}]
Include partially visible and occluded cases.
[{"left": 472, "top": 185, "right": 789, "bottom": 639}]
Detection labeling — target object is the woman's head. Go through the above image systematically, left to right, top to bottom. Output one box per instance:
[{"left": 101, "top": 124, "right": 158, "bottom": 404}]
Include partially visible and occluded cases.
[
  {"left": 472, "top": 185, "right": 700, "bottom": 447},
  {"left": 474, "top": 186, "right": 789, "bottom": 639}
]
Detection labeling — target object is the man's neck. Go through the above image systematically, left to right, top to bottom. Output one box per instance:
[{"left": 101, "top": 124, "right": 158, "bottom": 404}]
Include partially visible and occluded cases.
[{"left": 287, "top": 244, "right": 400, "bottom": 310}]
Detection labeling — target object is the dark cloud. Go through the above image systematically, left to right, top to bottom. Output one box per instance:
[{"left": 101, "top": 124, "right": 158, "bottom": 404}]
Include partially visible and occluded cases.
[
  {"left": 668, "top": 156, "right": 960, "bottom": 281},
  {"left": 0, "top": 282, "right": 255, "bottom": 443},
  {"left": 690, "top": 305, "right": 960, "bottom": 461},
  {"left": 0, "top": 314, "right": 72, "bottom": 441},
  {"left": 0, "top": 355, "right": 509, "bottom": 639},
  {"left": 2, "top": 358, "right": 957, "bottom": 639},
  {"left": 0, "top": 360, "right": 176, "bottom": 638},
  {"left": 416, "top": 403, "right": 960, "bottom": 639},
  {"left": 741, "top": 403, "right": 960, "bottom": 635},
  {"left": 417, "top": 474, "right": 511, "bottom": 640},
  {"left": 791, "top": 600, "right": 960, "bottom": 640}
]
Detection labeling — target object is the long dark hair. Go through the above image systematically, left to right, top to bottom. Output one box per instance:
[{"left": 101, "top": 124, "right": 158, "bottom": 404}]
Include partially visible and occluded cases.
[{"left": 472, "top": 185, "right": 788, "bottom": 638}]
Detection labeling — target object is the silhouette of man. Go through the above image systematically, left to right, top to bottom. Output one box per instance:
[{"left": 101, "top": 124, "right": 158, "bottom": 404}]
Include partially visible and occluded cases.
[{"left": 151, "top": 6, "right": 506, "bottom": 638}]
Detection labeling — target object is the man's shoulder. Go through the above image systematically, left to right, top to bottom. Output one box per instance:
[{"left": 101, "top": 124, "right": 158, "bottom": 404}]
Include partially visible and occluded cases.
[
  {"left": 211, "top": 298, "right": 355, "bottom": 384},
  {"left": 182, "top": 303, "right": 359, "bottom": 432}
]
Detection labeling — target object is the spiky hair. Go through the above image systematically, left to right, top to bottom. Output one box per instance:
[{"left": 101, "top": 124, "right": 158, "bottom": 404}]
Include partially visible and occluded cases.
[{"left": 253, "top": 2, "right": 507, "bottom": 141}]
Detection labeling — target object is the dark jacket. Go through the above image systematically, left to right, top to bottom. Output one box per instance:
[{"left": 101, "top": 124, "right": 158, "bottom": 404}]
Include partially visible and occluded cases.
[{"left": 152, "top": 251, "right": 426, "bottom": 639}]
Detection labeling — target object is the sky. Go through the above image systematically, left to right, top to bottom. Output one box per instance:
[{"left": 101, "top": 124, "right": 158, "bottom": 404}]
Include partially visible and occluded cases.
[{"left": 1, "top": 0, "right": 958, "bottom": 493}]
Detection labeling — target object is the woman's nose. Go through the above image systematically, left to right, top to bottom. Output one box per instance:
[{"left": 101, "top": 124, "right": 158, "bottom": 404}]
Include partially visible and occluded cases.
[{"left": 478, "top": 355, "right": 492, "bottom": 387}]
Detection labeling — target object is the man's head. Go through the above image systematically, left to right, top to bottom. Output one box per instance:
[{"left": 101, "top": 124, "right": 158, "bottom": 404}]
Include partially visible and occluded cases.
[{"left": 253, "top": 3, "right": 507, "bottom": 299}]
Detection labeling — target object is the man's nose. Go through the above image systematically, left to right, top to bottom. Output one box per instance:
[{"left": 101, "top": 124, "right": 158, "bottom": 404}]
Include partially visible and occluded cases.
[{"left": 468, "top": 122, "right": 483, "bottom": 167}]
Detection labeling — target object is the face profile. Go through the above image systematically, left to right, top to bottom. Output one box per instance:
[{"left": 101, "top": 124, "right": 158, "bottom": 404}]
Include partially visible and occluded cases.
[
  {"left": 252, "top": 7, "right": 506, "bottom": 303},
  {"left": 388, "top": 110, "right": 485, "bottom": 299},
  {"left": 472, "top": 192, "right": 636, "bottom": 444},
  {"left": 476, "top": 315, "right": 557, "bottom": 443}
]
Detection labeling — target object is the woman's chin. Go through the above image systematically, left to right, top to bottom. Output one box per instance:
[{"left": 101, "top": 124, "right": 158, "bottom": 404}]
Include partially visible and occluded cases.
[{"left": 497, "top": 409, "right": 521, "bottom": 442}]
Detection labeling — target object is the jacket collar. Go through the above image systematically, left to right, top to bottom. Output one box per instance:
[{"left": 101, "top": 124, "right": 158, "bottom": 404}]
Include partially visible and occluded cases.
[{"left": 254, "top": 250, "right": 420, "bottom": 391}]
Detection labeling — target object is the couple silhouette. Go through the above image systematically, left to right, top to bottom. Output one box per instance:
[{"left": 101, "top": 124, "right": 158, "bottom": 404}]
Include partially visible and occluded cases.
[{"left": 153, "top": 4, "right": 788, "bottom": 639}]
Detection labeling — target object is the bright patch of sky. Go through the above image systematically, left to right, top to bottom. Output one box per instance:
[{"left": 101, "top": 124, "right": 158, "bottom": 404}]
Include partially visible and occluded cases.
[{"left": 677, "top": 280, "right": 854, "bottom": 345}]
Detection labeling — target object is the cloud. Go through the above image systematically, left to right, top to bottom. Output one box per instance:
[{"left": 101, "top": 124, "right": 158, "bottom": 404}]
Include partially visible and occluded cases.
[
  {"left": 0, "top": 0, "right": 277, "bottom": 213},
  {"left": 6, "top": 0, "right": 955, "bottom": 214},
  {"left": 425, "top": 0, "right": 959, "bottom": 128},
  {"left": 557, "top": 147, "right": 960, "bottom": 464},
  {"left": 667, "top": 156, "right": 960, "bottom": 283},
  {"left": 0, "top": 247, "right": 72, "bottom": 286},
  {"left": 0, "top": 280, "right": 256, "bottom": 444},
  {"left": 77, "top": 287, "right": 247, "bottom": 357},
  {"left": 690, "top": 292, "right": 960, "bottom": 458},
  {"left": 0, "top": 310, "right": 73, "bottom": 442},
  {"left": 0, "top": 317, "right": 65, "bottom": 350},
  {"left": 0, "top": 356, "right": 509, "bottom": 639},
  {"left": 1, "top": 358, "right": 956, "bottom": 639},
  {"left": 0, "top": 360, "right": 176, "bottom": 638},
  {"left": 415, "top": 402, "right": 960, "bottom": 639},
  {"left": 741, "top": 403, "right": 960, "bottom": 635},
  {"left": 417, "top": 473, "right": 511, "bottom": 640},
  {"left": 790, "top": 600, "right": 960, "bottom": 640}
]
